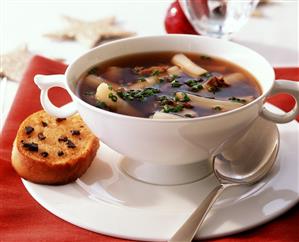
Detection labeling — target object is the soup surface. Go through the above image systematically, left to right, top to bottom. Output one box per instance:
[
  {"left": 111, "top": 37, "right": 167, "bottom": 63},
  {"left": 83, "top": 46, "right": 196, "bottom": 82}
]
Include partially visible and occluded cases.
[{"left": 76, "top": 52, "right": 261, "bottom": 119}]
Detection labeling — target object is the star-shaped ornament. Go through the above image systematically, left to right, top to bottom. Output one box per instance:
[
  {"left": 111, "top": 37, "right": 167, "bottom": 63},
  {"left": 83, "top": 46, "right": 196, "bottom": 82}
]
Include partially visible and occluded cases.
[
  {"left": 44, "top": 16, "right": 135, "bottom": 47},
  {"left": 0, "top": 45, "right": 33, "bottom": 82}
]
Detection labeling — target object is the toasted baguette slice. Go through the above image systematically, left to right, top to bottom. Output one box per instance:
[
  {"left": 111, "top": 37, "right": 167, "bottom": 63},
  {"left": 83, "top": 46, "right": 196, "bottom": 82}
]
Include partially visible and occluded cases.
[{"left": 12, "top": 110, "right": 99, "bottom": 185}]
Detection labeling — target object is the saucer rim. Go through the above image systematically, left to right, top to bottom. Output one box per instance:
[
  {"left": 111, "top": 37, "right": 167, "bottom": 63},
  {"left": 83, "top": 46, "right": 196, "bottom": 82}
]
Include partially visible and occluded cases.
[{"left": 22, "top": 105, "right": 299, "bottom": 241}]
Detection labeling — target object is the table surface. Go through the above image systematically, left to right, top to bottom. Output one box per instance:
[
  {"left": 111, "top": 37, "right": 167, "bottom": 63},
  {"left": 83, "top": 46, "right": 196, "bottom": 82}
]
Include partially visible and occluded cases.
[{"left": 1, "top": 0, "right": 298, "bottom": 130}]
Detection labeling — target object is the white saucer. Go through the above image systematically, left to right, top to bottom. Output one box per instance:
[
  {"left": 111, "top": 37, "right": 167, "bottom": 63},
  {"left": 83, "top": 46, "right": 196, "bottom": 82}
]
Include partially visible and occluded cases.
[{"left": 23, "top": 105, "right": 299, "bottom": 241}]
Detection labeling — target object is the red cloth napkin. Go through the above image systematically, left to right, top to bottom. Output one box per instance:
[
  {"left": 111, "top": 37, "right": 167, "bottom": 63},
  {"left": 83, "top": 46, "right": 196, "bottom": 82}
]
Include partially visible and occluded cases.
[{"left": 0, "top": 55, "right": 298, "bottom": 242}]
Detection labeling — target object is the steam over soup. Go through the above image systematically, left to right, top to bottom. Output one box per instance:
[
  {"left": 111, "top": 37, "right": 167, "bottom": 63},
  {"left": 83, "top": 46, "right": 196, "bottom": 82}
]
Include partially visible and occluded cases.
[{"left": 76, "top": 52, "right": 262, "bottom": 119}]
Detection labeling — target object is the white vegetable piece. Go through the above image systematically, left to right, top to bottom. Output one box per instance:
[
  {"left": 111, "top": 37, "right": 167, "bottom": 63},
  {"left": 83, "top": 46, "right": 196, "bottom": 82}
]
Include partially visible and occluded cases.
[
  {"left": 171, "top": 54, "right": 207, "bottom": 78},
  {"left": 167, "top": 66, "right": 183, "bottom": 76},
  {"left": 223, "top": 72, "right": 246, "bottom": 85},
  {"left": 84, "top": 74, "right": 106, "bottom": 89},
  {"left": 85, "top": 74, "right": 119, "bottom": 89},
  {"left": 128, "top": 76, "right": 159, "bottom": 90},
  {"left": 95, "top": 82, "right": 139, "bottom": 116},
  {"left": 95, "top": 83, "right": 118, "bottom": 110},
  {"left": 178, "top": 92, "right": 244, "bottom": 111},
  {"left": 152, "top": 111, "right": 181, "bottom": 119}
]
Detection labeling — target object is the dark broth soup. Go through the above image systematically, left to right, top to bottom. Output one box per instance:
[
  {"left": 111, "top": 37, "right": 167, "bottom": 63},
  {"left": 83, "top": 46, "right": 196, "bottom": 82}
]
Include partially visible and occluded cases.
[{"left": 77, "top": 52, "right": 262, "bottom": 118}]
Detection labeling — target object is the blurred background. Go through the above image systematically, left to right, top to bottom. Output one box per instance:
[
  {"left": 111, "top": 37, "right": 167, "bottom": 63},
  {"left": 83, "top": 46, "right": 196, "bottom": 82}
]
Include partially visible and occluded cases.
[{"left": 1, "top": 0, "right": 298, "bottom": 128}]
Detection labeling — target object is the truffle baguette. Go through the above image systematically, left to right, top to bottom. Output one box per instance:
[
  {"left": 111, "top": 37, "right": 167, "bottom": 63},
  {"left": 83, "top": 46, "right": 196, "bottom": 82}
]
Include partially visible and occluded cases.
[{"left": 12, "top": 110, "right": 99, "bottom": 185}]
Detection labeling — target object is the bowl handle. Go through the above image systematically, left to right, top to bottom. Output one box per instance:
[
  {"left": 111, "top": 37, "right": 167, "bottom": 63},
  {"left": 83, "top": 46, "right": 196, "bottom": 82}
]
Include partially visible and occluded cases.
[
  {"left": 34, "top": 74, "right": 77, "bottom": 118},
  {"left": 261, "top": 80, "right": 299, "bottom": 123}
]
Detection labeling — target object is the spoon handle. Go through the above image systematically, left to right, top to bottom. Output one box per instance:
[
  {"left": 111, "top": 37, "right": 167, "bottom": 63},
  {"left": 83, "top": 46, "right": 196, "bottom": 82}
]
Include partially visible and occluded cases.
[{"left": 168, "top": 184, "right": 228, "bottom": 242}]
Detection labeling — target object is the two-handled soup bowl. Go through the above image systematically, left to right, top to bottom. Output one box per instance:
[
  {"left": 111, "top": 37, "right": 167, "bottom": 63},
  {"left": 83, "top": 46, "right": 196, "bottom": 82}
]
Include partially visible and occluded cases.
[{"left": 34, "top": 35, "right": 299, "bottom": 185}]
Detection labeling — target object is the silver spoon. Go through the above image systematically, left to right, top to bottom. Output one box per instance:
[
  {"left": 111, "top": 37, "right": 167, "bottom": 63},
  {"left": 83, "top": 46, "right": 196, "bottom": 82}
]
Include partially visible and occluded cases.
[{"left": 169, "top": 117, "right": 279, "bottom": 242}]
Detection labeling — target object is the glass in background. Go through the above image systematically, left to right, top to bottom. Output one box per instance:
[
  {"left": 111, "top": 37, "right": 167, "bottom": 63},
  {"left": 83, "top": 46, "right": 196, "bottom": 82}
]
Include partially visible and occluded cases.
[{"left": 180, "top": 0, "right": 259, "bottom": 39}]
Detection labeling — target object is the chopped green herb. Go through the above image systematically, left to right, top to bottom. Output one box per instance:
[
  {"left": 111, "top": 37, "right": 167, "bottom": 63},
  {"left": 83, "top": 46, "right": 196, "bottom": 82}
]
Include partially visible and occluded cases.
[
  {"left": 151, "top": 70, "right": 161, "bottom": 76},
  {"left": 200, "top": 72, "right": 213, "bottom": 78},
  {"left": 171, "top": 74, "right": 180, "bottom": 80},
  {"left": 138, "top": 77, "right": 146, "bottom": 82},
  {"left": 159, "top": 78, "right": 165, "bottom": 83},
  {"left": 185, "top": 79, "right": 197, "bottom": 86},
  {"left": 185, "top": 79, "right": 203, "bottom": 92},
  {"left": 171, "top": 80, "right": 182, "bottom": 88},
  {"left": 108, "top": 84, "right": 113, "bottom": 90},
  {"left": 190, "top": 84, "right": 203, "bottom": 92},
  {"left": 118, "top": 87, "right": 160, "bottom": 102},
  {"left": 84, "top": 91, "right": 95, "bottom": 96},
  {"left": 175, "top": 92, "right": 190, "bottom": 102},
  {"left": 108, "top": 93, "right": 118, "bottom": 102},
  {"left": 182, "top": 93, "right": 190, "bottom": 102},
  {"left": 157, "top": 95, "right": 175, "bottom": 105},
  {"left": 229, "top": 97, "right": 247, "bottom": 104},
  {"left": 96, "top": 101, "right": 109, "bottom": 110},
  {"left": 162, "top": 104, "right": 183, "bottom": 113},
  {"left": 162, "top": 104, "right": 171, "bottom": 113},
  {"left": 172, "top": 104, "right": 184, "bottom": 113},
  {"left": 213, "top": 106, "right": 222, "bottom": 111}
]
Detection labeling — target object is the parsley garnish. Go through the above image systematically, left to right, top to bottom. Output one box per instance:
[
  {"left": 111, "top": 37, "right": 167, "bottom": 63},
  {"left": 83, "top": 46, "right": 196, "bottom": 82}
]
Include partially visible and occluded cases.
[
  {"left": 200, "top": 72, "right": 213, "bottom": 78},
  {"left": 171, "top": 74, "right": 180, "bottom": 80},
  {"left": 185, "top": 79, "right": 203, "bottom": 92},
  {"left": 171, "top": 80, "right": 182, "bottom": 88},
  {"left": 191, "top": 84, "right": 203, "bottom": 92},
  {"left": 117, "top": 88, "right": 160, "bottom": 102},
  {"left": 175, "top": 92, "right": 190, "bottom": 102},
  {"left": 108, "top": 93, "right": 118, "bottom": 102},
  {"left": 157, "top": 95, "right": 175, "bottom": 105},
  {"left": 229, "top": 97, "right": 247, "bottom": 104},
  {"left": 96, "top": 101, "right": 109, "bottom": 110},
  {"left": 162, "top": 104, "right": 183, "bottom": 113}
]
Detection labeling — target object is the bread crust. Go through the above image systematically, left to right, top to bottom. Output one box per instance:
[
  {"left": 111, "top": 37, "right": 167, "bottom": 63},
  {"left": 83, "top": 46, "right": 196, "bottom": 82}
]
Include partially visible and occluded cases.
[{"left": 11, "top": 111, "right": 99, "bottom": 185}]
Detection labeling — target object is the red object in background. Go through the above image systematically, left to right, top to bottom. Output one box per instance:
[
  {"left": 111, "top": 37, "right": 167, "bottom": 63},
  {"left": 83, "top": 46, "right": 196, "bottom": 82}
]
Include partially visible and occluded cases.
[{"left": 164, "top": 0, "right": 198, "bottom": 34}]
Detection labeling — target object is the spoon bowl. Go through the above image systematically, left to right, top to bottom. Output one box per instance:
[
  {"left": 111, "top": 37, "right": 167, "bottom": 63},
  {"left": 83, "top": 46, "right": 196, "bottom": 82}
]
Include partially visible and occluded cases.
[
  {"left": 169, "top": 117, "right": 279, "bottom": 242},
  {"left": 214, "top": 117, "right": 279, "bottom": 185}
]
